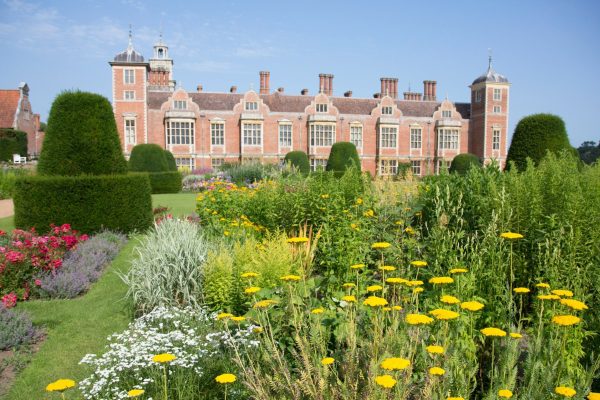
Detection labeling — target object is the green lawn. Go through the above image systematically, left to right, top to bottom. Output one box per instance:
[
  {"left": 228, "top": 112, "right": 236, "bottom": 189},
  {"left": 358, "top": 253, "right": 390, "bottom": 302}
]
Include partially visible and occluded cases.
[
  {"left": 152, "top": 192, "right": 197, "bottom": 217},
  {"left": 0, "top": 216, "right": 14, "bottom": 232}
]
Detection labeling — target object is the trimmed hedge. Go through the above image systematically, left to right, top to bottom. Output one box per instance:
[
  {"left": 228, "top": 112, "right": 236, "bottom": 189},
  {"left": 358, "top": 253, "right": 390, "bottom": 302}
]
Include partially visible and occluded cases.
[
  {"left": 37, "top": 91, "right": 127, "bottom": 176},
  {"left": 506, "top": 113, "right": 571, "bottom": 171},
  {"left": 0, "top": 129, "right": 27, "bottom": 162},
  {"left": 326, "top": 142, "right": 361, "bottom": 177},
  {"left": 129, "top": 144, "right": 169, "bottom": 172},
  {"left": 164, "top": 150, "right": 177, "bottom": 171},
  {"left": 284, "top": 151, "right": 310, "bottom": 175},
  {"left": 449, "top": 153, "right": 482, "bottom": 175},
  {"left": 148, "top": 171, "right": 182, "bottom": 194},
  {"left": 13, "top": 174, "right": 153, "bottom": 233}
]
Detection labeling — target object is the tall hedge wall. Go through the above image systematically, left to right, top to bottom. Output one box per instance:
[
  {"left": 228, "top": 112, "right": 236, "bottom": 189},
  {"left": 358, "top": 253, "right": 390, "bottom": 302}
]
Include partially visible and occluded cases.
[
  {"left": 0, "top": 129, "right": 27, "bottom": 162},
  {"left": 148, "top": 171, "right": 182, "bottom": 194},
  {"left": 13, "top": 174, "right": 153, "bottom": 233}
]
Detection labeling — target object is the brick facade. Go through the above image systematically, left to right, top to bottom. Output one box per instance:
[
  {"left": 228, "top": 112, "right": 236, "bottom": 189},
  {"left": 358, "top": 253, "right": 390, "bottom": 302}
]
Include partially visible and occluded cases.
[
  {"left": 110, "top": 37, "right": 510, "bottom": 175},
  {"left": 0, "top": 83, "right": 43, "bottom": 156}
]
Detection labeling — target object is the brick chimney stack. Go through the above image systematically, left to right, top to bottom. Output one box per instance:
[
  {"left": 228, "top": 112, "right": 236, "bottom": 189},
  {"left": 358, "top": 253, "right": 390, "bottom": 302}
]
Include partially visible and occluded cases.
[
  {"left": 259, "top": 71, "right": 270, "bottom": 95},
  {"left": 319, "top": 74, "right": 334, "bottom": 96},
  {"left": 319, "top": 74, "right": 326, "bottom": 94},
  {"left": 381, "top": 78, "right": 388, "bottom": 97},
  {"left": 423, "top": 80, "right": 437, "bottom": 101},
  {"left": 197, "top": 84, "right": 203, "bottom": 92},
  {"left": 230, "top": 86, "right": 237, "bottom": 93}
]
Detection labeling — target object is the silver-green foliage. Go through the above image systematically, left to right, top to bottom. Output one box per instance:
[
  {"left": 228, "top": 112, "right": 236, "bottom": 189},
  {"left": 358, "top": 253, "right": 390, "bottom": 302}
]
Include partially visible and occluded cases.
[{"left": 121, "top": 219, "right": 208, "bottom": 313}]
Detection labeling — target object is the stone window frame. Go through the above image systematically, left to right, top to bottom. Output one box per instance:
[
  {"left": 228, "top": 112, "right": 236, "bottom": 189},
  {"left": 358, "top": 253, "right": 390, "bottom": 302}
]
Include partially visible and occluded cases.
[
  {"left": 124, "top": 69, "right": 135, "bottom": 84},
  {"left": 493, "top": 88, "right": 502, "bottom": 101},
  {"left": 124, "top": 90, "right": 135, "bottom": 101},
  {"left": 173, "top": 100, "right": 187, "bottom": 110},
  {"left": 245, "top": 101, "right": 258, "bottom": 111},
  {"left": 316, "top": 103, "right": 328, "bottom": 113},
  {"left": 381, "top": 106, "right": 393, "bottom": 115},
  {"left": 124, "top": 118, "right": 136, "bottom": 145},
  {"left": 166, "top": 119, "right": 195, "bottom": 145},
  {"left": 210, "top": 121, "right": 225, "bottom": 146},
  {"left": 242, "top": 122, "right": 263, "bottom": 146},
  {"left": 278, "top": 122, "right": 293, "bottom": 148},
  {"left": 309, "top": 123, "right": 335, "bottom": 147},
  {"left": 349, "top": 123, "right": 363, "bottom": 149},
  {"left": 379, "top": 125, "right": 398, "bottom": 149},
  {"left": 410, "top": 127, "right": 422, "bottom": 149},
  {"left": 437, "top": 128, "right": 459, "bottom": 150},
  {"left": 492, "top": 128, "right": 501, "bottom": 150},
  {"left": 379, "top": 159, "right": 398, "bottom": 175},
  {"left": 411, "top": 160, "right": 421, "bottom": 176}
]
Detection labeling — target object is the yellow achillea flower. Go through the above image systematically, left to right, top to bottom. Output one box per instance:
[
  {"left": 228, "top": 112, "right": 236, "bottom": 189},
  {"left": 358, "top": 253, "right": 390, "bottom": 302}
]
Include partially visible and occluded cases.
[
  {"left": 321, "top": 194, "right": 329, "bottom": 199},
  {"left": 356, "top": 198, "right": 363, "bottom": 205},
  {"left": 364, "top": 209, "right": 375, "bottom": 217},
  {"left": 405, "top": 227, "right": 416, "bottom": 235},
  {"left": 500, "top": 232, "right": 524, "bottom": 240},
  {"left": 286, "top": 237, "right": 309, "bottom": 244},
  {"left": 371, "top": 242, "right": 391, "bottom": 249},
  {"left": 410, "top": 260, "right": 428, "bottom": 267},
  {"left": 350, "top": 264, "right": 365, "bottom": 270},
  {"left": 379, "top": 265, "right": 396, "bottom": 271},
  {"left": 449, "top": 268, "right": 468, "bottom": 274},
  {"left": 241, "top": 272, "right": 259, "bottom": 278},
  {"left": 280, "top": 274, "right": 301, "bottom": 282},
  {"left": 429, "top": 276, "right": 454, "bottom": 285},
  {"left": 387, "top": 277, "right": 409, "bottom": 284},
  {"left": 407, "top": 280, "right": 424, "bottom": 287},
  {"left": 536, "top": 282, "right": 550, "bottom": 288},
  {"left": 343, "top": 283, "right": 356, "bottom": 288},
  {"left": 367, "top": 285, "right": 383, "bottom": 292},
  {"left": 244, "top": 286, "right": 261, "bottom": 294},
  {"left": 413, "top": 287, "right": 424, "bottom": 294},
  {"left": 513, "top": 287, "right": 530, "bottom": 294},
  {"left": 552, "top": 289, "right": 574, "bottom": 297},
  {"left": 538, "top": 294, "right": 560, "bottom": 300},
  {"left": 342, "top": 295, "right": 357, "bottom": 303},
  {"left": 441, "top": 295, "right": 461, "bottom": 304},
  {"left": 363, "top": 296, "right": 388, "bottom": 307},
  {"left": 560, "top": 298, "right": 588, "bottom": 311},
  {"left": 253, "top": 299, "right": 277, "bottom": 309},
  {"left": 460, "top": 301, "right": 485, "bottom": 311},
  {"left": 392, "top": 305, "right": 403, "bottom": 311},
  {"left": 383, "top": 307, "right": 392, "bottom": 312},
  {"left": 311, "top": 308, "right": 325, "bottom": 314},
  {"left": 430, "top": 309, "right": 460, "bottom": 320},
  {"left": 217, "top": 312, "right": 233, "bottom": 320},
  {"left": 406, "top": 313, "right": 434, "bottom": 325},
  {"left": 552, "top": 315, "right": 581, "bottom": 326},
  {"left": 231, "top": 316, "right": 246, "bottom": 322},
  {"left": 253, "top": 327, "right": 264, "bottom": 333},
  {"left": 480, "top": 327, "right": 507, "bottom": 337},
  {"left": 510, "top": 332, "right": 522, "bottom": 339},
  {"left": 426, "top": 345, "right": 445, "bottom": 354},
  {"left": 153, "top": 353, "right": 177, "bottom": 363},
  {"left": 321, "top": 357, "right": 334, "bottom": 365},
  {"left": 380, "top": 357, "right": 410, "bottom": 371},
  {"left": 429, "top": 367, "right": 445, "bottom": 376},
  {"left": 215, "top": 373, "right": 236, "bottom": 384},
  {"left": 375, "top": 374, "right": 397, "bottom": 388},
  {"left": 46, "top": 379, "right": 76, "bottom": 392},
  {"left": 555, "top": 386, "right": 577, "bottom": 397},
  {"left": 128, "top": 389, "right": 145, "bottom": 397},
  {"left": 498, "top": 389, "right": 513, "bottom": 398},
  {"left": 587, "top": 392, "right": 600, "bottom": 400},
  {"left": 447, "top": 397, "right": 465, "bottom": 400}
]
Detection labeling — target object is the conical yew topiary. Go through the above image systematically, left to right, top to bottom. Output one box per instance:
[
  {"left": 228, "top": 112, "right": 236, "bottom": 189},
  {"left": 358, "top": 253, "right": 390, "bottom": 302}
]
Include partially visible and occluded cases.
[{"left": 326, "top": 142, "right": 361, "bottom": 177}]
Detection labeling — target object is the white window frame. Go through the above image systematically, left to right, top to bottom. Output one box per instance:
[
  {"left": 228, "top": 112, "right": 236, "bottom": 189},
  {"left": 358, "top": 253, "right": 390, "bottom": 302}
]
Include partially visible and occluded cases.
[
  {"left": 124, "top": 69, "right": 135, "bottom": 84},
  {"left": 493, "top": 88, "right": 502, "bottom": 101},
  {"left": 124, "top": 90, "right": 135, "bottom": 100},
  {"left": 476, "top": 90, "right": 482, "bottom": 103},
  {"left": 173, "top": 100, "right": 187, "bottom": 110},
  {"left": 245, "top": 101, "right": 258, "bottom": 111},
  {"left": 316, "top": 103, "right": 328, "bottom": 113},
  {"left": 493, "top": 105, "right": 501, "bottom": 114},
  {"left": 382, "top": 106, "right": 393, "bottom": 115},
  {"left": 442, "top": 110, "right": 452, "bottom": 118},
  {"left": 124, "top": 118, "right": 136, "bottom": 145},
  {"left": 166, "top": 119, "right": 195, "bottom": 145},
  {"left": 211, "top": 122, "right": 225, "bottom": 146},
  {"left": 242, "top": 122, "right": 262, "bottom": 146},
  {"left": 278, "top": 123, "right": 292, "bottom": 148},
  {"left": 310, "top": 123, "right": 335, "bottom": 147},
  {"left": 350, "top": 124, "right": 363, "bottom": 148},
  {"left": 379, "top": 125, "right": 397, "bottom": 148},
  {"left": 410, "top": 127, "right": 422, "bottom": 149},
  {"left": 438, "top": 128, "right": 459, "bottom": 150},
  {"left": 492, "top": 129, "right": 501, "bottom": 150},
  {"left": 175, "top": 157, "right": 194, "bottom": 170},
  {"left": 310, "top": 157, "right": 328, "bottom": 171},
  {"left": 211, "top": 158, "right": 224, "bottom": 170},
  {"left": 379, "top": 159, "right": 398, "bottom": 176},
  {"left": 436, "top": 159, "right": 449, "bottom": 174},
  {"left": 411, "top": 160, "right": 421, "bottom": 176}
]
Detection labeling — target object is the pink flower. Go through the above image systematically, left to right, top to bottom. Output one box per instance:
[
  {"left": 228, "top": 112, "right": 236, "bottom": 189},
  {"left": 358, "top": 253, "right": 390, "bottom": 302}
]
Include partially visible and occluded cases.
[
  {"left": 0, "top": 230, "right": 5, "bottom": 236},
  {"left": 79, "top": 234, "right": 89, "bottom": 242},
  {"left": 6, "top": 250, "right": 25, "bottom": 263},
  {"left": 52, "top": 259, "right": 63, "bottom": 269},
  {"left": 34, "top": 279, "right": 42, "bottom": 287},
  {"left": 2, "top": 293, "right": 17, "bottom": 309}
]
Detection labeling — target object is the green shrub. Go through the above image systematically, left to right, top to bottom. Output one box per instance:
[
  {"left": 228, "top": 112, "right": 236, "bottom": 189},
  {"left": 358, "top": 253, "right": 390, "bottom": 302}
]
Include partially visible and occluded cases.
[
  {"left": 37, "top": 91, "right": 127, "bottom": 176},
  {"left": 506, "top": 113, "right": 571, "bottom": 171},
  {"left": 0, "top": 129, "right": 27, "bottom": 161},
  {"left": 326, "top": 142, "right": 361, "bottom": 177},
  {"left": 128, "top": 144, "right": 169, "bottom": 173},
  {"left": 164, "top": 150, "right": 177, "bottom": 171},
  {"left": 284, "top": 151, "right": 310, "bottom": 175},
  {"left": 449, "top": 153, "right": 482, "bottom": 175},
  {"left": 221, "top": 162, "right": 278, "bottom": 185},
  {"left": 0, "top": 168, "right": 30, "bottom": 199},
  {"left": 148, "top": 171, "right": 182, "bottom": 194},
  {"left": 13, "top": 174, "right": 152, "bottom": 233},
  {"left": 120, "top": 219, "right": 208, "bottom": 313}
]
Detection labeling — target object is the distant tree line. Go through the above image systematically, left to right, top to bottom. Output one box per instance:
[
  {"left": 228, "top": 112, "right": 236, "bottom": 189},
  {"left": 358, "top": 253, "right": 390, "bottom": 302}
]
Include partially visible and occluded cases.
[{"left": 577, "top": 140, "right": 600, "bottom": 164}]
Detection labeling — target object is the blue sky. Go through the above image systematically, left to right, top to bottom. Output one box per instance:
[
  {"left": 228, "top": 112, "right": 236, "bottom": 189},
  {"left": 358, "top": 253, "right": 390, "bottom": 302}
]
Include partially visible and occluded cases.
[{"left": 1, "top": 0, "right": 599, "bottom": 146}]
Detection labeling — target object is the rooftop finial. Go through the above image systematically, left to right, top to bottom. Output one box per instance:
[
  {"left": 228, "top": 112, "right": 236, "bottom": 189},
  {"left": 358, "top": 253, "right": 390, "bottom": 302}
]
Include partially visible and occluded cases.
[
  {"left": 128, "top": 24, "right": 133, "bottom": 50},
  {"left": 488, "top": 48, "right": 493, "bottom": 70},
  {"left": 408, "top": 81, "right": 411, "bottom": 92}
]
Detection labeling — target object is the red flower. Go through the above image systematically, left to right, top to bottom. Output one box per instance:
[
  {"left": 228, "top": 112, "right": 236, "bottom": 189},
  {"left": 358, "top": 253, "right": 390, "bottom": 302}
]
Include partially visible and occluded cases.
[
  {"left": 0, "top": 230, "right": 5, "bottom": 236},
  {"left": 6, "top": 250, "right": 25, "bottom": 264},
  {"left": 52, "top": 259, "right": 63, "bottom": 269},
  {"left": 34, "top": 279, "right": 42, "bottom": 287},
  {"left": 1, "top": 293, "right": 17, "bottom": 309}
]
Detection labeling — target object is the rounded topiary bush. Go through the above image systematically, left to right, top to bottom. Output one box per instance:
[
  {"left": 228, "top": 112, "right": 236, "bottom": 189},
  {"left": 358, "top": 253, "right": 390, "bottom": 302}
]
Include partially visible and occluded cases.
[
  {"left": 37, "top": 91, "right": 127, "bottom": 176},
  {"left": 506, "top": 113, "right": 571, "bottom": 171},
  {"left": 326, "top": 142, "right": 361, "bottom": 177},
  {"left": 129, "top": 144, "right": 169, "bottom": 172},
  {"left": 164, "top": 150, "right": 177, "bottom": 172},
  {"left": 284, "top": 151, "right": 310, "bottom": 175},
  {"left": 449, "top": 153, "right": 482, "bottom": 175}
]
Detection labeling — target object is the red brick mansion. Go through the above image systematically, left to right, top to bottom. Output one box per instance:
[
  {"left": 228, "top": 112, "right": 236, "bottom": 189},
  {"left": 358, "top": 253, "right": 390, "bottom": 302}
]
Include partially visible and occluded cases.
[{"left": 109, "top": 34, "right": 510, "bottom": 175}]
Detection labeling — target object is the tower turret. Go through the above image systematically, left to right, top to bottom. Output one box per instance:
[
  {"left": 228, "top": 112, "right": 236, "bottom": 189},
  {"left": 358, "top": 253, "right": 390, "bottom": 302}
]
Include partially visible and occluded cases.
[{"left": 148, "top": 33, "right": 175, "bottom": 91}]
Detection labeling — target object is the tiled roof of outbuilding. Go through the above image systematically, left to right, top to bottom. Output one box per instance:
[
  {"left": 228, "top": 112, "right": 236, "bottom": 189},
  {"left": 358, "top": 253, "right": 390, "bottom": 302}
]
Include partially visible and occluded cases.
[{"left": 0, "top": 90, "right": 20, "bottom": 128}]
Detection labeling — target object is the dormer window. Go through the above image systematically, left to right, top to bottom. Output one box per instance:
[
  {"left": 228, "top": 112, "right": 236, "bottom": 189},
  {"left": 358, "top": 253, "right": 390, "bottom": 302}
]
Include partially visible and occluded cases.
[
  {"left": 173, "top": 100, "right": 187, "bottom": 110},
  {"left": 245, "top": 101, "right": 258, "bottom": 111},
  {"left": 316, "top": 104, "right": 328, "bottom": 113},
  {"left": 382, "top": 106, "right": 393, "bottom": 115},
  {"left": 442, "top": 110, "right": 452, "bottom": 118}
]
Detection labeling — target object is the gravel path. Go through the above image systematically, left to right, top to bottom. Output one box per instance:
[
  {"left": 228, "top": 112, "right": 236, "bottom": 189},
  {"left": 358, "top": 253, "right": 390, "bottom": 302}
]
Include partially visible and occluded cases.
[{"left": 0, "top": 199, "right": 14, "bottom": 218}]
